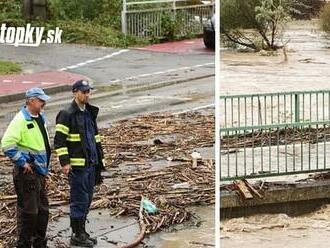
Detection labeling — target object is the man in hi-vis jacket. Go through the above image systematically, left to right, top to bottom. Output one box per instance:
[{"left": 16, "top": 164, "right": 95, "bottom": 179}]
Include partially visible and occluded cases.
[
  {"left": 54, "top": 80, "right": 105, "bottom": 247},
  {"left": 1, "top": 87, "right": 51, "bottom": 248}
]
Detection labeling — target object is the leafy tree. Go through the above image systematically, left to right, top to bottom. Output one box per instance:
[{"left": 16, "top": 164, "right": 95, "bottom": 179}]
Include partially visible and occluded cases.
[{"left": 220, "top": 0, "right": 306, "bottom": 51}]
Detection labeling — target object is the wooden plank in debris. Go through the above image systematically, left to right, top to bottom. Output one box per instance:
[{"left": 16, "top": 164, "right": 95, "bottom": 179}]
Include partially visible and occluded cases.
[
  {"left": 192, "top": 158, "right": 197, "bottom": 168},
  {"left": 126, "top": 172, "right": 172, "bottom": 182},
  {"left": 243, "top": 179, "right": 263, "bottom": 199},
  {"left": 235, "top": 180, "right": 253, "bottom": 199},
  {"left": 0, "top": 195, "right": 17, "bottom": 201},
  {"left": 49, "top": 200, "right": 68, "bottom": 207}
]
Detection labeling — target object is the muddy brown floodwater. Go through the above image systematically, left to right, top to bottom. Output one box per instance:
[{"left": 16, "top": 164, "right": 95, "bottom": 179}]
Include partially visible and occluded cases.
[
  {"left": 220, "top": 19, "right": 330, "bottom": 248},
  {"left": 221, "top": 20, "right": 330, "bottom": 95},
  {"left": 221, "top": 204, "right": 330, "bottom": 248},
  {"left": 146, "top": 206, "right": 215, "bottom": 248}
]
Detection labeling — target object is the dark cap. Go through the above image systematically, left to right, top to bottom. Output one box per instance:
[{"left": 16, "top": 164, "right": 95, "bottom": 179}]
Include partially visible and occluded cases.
[{"left": 72, "top": 80, "right": 93, "bottom": 92}]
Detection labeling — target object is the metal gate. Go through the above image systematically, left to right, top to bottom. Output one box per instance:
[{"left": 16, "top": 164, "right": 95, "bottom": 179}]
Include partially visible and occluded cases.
[
  {"left": 121, "top": 0, "right": 215, "bottom": 38},
  {"left": 220, "top": 90, "right": 330, "bottom": 181}
]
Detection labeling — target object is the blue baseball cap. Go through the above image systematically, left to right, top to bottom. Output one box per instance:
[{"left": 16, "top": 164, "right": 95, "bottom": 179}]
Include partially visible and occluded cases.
[
  {"left": 72, "top": 80, "right": 93, "bottom": 92},
  {"left": 25, "top": 87, "right": 50, "bottom": 102}
]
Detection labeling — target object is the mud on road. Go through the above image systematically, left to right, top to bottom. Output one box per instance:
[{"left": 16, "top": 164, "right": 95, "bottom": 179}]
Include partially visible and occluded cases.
[{"left": 0, "top": 110, "right": 215, "bottom": 247}]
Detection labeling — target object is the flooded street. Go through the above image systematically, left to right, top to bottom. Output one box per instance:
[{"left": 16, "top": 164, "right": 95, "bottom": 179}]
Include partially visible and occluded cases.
[
  {"left": 221, "top": 19, "right": 330, "bottom": 248},
  {"left": 0, "top": 109, "right": 215, "bottom": 247},
  {"left": 48, "top": 144, "right": 215, "bottom": 247},
  {"left": 48, "top": 206, "right": 215, "bottom": 248},
  {"left": 146, "top": 206, "right": 214, "bottom": 248}
]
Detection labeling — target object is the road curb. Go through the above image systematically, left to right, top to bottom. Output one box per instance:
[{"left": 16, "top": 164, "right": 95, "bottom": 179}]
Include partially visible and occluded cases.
[
  {"left": 0, "top": 73, "right": 215, "bottom": 104},
  {"left": 97, "top": 73, "right": 215, "bottom": 93},
  {"left": 0, "top": 85, "right": 72, "bottom": 104}
]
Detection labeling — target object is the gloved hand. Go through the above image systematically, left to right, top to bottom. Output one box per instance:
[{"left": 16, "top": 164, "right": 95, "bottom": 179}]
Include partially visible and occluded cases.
[
  {"left": 95, "top": 158, "right": 106, "bottom": 185},
  {"left": 95, "top": 167, "right": 103, "bottom": 185}
]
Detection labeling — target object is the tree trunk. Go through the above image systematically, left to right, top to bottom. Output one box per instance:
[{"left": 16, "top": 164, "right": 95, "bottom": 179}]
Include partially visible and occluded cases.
[
  {"left": 22, "top": 0, "right": 33, "bottom": 19},
  {"left": 23, "top": 0, "right": 48, "bottom": 20}
]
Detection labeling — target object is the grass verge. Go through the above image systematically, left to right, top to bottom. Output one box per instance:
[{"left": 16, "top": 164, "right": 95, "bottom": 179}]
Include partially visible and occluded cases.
[{"left": 0, "top": 61, "right": 22, "bottom": 75}]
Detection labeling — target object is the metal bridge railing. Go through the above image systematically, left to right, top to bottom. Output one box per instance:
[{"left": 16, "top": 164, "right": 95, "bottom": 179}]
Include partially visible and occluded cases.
[
  {"left": 121, "top": 0, "right": 215, "bottom": 38},
  {"left": 220, "top": 90, "right": 330, "bottom": 181},
  {"left": 220, "top": 90, "right": 330, "bottom": 128},
  {"left": 221, "top": 121, "right": 330, "bottom": 181}
]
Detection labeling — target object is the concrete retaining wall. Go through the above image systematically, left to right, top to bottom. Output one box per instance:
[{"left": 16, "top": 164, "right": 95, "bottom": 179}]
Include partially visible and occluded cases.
[{"left": 221, "top": 179, "right": 330, "bottom": 219}]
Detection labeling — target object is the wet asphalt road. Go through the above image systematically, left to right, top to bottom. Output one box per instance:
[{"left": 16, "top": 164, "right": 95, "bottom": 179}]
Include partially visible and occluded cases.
[
  {"left": 0, "top": 39, "right": 215, "bottom": 135},
  {"left": 0, "top": 41, "right": 214, "bottom": 85},
  {"left": 0, "top": 75, "right": 215, "bottom": 138}
]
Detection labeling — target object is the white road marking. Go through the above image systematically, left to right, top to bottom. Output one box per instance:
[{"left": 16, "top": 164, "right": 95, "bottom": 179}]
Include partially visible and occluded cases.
[
  {"left": 58, "top": 49, "right": 129, "bottom": 71},
  {"left": 108, "top": 62, "right": 215, "bottom": 83},
  {"left": 153, "top": 71, "right": 164, "bottom": 75},
  {"left": 109, "top": 79, "right": 121, "bottom": 83},
  {"left": 111, "top": 105, "right": 123, "bottom": 109}
]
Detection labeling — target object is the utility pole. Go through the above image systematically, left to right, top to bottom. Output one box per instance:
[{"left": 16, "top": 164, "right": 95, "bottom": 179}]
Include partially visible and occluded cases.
[
  {"left": 23, "top": 0, "right": 33, "bottom": 19},
  {"left": 121, "top": 0, "right": 127, "bottom": 34}
]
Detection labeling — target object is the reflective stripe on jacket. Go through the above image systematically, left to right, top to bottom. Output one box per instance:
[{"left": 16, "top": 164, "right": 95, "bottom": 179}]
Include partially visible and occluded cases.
[
  {"left": 54, "top": 100, "right": 105, "bottom": 169},
  {"left": 1, "top": 107, "right": 50, "bottom": 175}
]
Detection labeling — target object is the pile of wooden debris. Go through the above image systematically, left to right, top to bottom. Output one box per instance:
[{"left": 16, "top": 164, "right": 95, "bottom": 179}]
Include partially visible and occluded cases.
[{"left": 0, "top": 112, "right": 215, "bottom": 247}]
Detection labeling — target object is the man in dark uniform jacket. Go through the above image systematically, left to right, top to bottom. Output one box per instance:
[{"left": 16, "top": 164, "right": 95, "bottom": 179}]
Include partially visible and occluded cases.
[{"left": 54, "top": 80, "right": 105, "bottom": 247}]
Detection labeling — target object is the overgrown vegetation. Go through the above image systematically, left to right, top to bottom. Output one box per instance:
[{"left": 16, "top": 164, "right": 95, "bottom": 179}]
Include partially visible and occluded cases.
[
  {"left": 0, "top": 0, "right": 148, "bottom": 47},
  {"left": 0, "top": 0, "right": 206, "bottom": 47},
  {"left": 47, "top": 0, "right": 122, "bottom": 29},
  {"left": 220, "top": 0, "right": 309, "bottom": 51},
  {"left": 0, "top": 61, "right": 22, "bottom": 75}
]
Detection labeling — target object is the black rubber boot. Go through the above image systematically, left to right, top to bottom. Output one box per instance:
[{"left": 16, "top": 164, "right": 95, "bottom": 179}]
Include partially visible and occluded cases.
[
  {"left": 33, "top": 210, "right": 49, "bottom": 248},
  {"left": 17, "top": 213, "right": 37, "bottom": 248},
  {"left": 70, "top": 219, "right": 94, "bottom": 247},
  {"left": 82, "top": 219, "right": 97, "bottom": 245},
  {"left": 32, "top": 237, "right": 47, "bottom": 248},
  {"left": 17, "top": 239, "right": 32, "bottom": 248}
]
